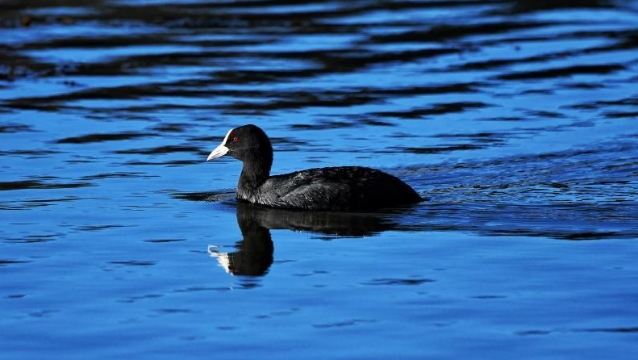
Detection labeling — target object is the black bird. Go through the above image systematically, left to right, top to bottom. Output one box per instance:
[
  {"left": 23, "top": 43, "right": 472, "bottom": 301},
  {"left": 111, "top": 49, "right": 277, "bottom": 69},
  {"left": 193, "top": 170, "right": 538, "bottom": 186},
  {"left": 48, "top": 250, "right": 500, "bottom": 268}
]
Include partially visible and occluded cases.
[{"left": 207, "top": 124, "right": 422, "bottom": 211}]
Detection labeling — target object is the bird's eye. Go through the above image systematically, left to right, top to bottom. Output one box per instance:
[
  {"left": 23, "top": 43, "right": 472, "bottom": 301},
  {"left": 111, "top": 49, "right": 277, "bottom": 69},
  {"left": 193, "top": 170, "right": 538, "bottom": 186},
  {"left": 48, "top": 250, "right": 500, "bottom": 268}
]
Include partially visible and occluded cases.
[{"left": 232, "top": 136, "right": 239, "bottom": 142}]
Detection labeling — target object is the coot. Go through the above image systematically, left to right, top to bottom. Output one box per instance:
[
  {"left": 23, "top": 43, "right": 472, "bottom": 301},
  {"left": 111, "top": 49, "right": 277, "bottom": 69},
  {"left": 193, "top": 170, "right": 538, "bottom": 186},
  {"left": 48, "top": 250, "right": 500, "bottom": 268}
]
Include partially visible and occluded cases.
[{"left": 207, "top": 124, "right": 422, "bottom": 211}]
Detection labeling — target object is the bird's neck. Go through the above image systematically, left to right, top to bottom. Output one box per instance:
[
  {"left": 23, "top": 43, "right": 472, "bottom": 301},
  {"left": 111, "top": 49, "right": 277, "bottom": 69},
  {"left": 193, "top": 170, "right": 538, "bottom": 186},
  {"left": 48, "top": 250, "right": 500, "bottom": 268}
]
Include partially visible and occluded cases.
[
  {"left": 235, "top": 146, "right": 273, "bottom": 200},
  {"left": 237, "top": 160, "right": 271, "bottom": 196}
]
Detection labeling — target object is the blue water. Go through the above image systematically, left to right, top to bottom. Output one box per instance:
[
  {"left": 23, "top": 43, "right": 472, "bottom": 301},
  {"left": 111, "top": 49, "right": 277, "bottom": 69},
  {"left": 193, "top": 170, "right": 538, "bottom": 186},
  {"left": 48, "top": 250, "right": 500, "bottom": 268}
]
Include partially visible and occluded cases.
[{"left": 1, "top": 1, "right": 637, "bottom": 359}]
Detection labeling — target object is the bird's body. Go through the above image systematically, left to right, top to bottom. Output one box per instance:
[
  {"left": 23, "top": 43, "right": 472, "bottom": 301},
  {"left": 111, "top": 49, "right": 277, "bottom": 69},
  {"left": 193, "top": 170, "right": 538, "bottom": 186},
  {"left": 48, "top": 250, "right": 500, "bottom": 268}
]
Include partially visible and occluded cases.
[{"left": 207, "top": 124, "right": 422, "bottom": 212}]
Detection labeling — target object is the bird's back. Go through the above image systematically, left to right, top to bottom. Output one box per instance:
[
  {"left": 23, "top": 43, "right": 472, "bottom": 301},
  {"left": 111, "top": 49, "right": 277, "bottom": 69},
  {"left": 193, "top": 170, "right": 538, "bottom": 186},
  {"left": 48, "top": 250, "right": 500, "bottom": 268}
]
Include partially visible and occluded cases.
[{"left": 249, "top": 166, "right": 422, "bottom": 211}]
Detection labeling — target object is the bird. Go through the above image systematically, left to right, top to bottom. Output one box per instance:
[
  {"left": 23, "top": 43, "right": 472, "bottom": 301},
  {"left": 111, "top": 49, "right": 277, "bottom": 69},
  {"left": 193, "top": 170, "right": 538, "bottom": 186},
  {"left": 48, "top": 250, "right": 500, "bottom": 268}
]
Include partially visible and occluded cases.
[{"left": 206, "top": 124, "right": 422, "bottom": 211}]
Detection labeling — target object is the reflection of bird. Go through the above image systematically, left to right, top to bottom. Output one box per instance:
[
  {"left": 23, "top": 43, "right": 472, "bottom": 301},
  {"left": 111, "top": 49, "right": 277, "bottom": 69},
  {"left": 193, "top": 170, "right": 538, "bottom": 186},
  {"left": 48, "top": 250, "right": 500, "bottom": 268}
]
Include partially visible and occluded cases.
[
  {"left": 207, "top": 124, "right": 422, "bottom": 211},
  {"left": 208, "top": 202, "right": 411, "bottom": 276},
  {"left": 208, "top": 203, "right": 274, "bottom": 277},
  {"left": 244, "top": 204, "right": 396, "bottom": 238}
]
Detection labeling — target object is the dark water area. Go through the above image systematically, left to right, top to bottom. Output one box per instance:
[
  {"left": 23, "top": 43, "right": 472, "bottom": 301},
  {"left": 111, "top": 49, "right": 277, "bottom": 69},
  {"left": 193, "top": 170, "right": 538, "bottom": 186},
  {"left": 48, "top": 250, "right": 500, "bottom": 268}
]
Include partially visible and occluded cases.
[{"left": 1, "top": 0, "right": 638, "bottom": 359}]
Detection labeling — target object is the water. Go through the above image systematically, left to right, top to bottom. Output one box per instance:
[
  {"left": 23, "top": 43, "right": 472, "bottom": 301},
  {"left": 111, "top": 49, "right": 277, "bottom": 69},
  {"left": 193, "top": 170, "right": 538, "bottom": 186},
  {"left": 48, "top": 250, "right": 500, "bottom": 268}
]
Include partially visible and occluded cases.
[{"left": 1, "top": 0, "right": 637, "bottom": 358}]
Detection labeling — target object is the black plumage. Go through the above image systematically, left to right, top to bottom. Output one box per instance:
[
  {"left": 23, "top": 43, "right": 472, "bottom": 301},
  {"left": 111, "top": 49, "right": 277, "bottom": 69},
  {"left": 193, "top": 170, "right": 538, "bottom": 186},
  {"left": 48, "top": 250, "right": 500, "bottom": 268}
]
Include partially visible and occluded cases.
[{"left": 207, "top": 124, "right": 422, "bottom": 211}]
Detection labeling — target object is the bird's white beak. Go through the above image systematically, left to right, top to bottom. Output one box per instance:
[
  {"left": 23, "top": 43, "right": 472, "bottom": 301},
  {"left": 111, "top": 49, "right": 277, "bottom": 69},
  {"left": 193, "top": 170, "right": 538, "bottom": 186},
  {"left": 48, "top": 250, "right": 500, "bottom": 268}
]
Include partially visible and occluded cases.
[
  {"left": 206, "top": 128, "right": 232, "bottom": 161},
  {"left": 206, "top": 144, "right": 229, "bottom": 161}
]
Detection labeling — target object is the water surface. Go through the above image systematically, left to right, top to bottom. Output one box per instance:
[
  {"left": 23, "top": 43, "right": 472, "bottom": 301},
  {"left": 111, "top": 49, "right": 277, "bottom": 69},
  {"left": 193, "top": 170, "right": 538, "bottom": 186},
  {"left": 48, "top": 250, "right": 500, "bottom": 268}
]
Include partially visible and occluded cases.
[{"left": 1, "top": 1, "right": 637, "bottom": 359}]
